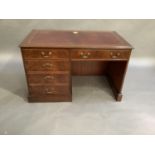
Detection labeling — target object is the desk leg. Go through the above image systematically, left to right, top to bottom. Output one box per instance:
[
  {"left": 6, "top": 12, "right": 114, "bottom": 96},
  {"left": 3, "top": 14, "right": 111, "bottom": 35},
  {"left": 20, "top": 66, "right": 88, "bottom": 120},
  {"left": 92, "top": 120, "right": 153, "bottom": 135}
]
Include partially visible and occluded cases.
[{"left": 107, "top": 61, "right": 129, "bottom": 102}]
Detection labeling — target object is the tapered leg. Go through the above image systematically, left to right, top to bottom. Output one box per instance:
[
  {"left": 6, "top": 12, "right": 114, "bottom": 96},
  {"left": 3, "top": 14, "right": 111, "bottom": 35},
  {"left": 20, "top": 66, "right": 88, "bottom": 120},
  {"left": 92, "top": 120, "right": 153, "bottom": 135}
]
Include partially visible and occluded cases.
[{"left": 106, "top": 61, "right": 129, "bottom": 101}]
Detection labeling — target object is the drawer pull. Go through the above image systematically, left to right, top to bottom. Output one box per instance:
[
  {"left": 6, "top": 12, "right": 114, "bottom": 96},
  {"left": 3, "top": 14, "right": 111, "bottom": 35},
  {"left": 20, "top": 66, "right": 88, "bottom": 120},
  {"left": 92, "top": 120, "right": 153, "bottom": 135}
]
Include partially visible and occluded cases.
[
  {"left": 41, "top": 51, "right": 52, "bottom": 58},
  {"left": 80, "top": 52, "right": 91, "bottom": 59},
  {"left": 110, "top": 52, "right": 121, "bottom": 59},
  {"left": 117, "top": 53, "right": 121, "bottom": 56},
  {"left": 112, "top": 55, "right": 117, "bottom": 59},
  {"left": 42, "top": 63, "right": 53, "bottom": 68},
  {"left": 43, "top": 75, "right": 55, "bottom": 80},
  {"left": 44, "top": 88, "right": 56, "bottom": 94}
]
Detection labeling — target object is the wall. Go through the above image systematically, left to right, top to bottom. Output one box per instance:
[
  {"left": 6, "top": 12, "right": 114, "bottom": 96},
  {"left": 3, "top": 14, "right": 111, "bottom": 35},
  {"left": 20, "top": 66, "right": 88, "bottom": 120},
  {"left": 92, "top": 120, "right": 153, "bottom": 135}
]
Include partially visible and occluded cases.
[{"left": 0, "top": 19, "right": 155, "bottom": 63}]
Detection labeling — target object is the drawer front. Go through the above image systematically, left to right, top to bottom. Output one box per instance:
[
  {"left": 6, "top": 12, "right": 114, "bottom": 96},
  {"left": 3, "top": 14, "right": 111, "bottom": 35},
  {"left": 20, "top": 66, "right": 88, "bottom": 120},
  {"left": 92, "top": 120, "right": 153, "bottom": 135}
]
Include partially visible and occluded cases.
[
  {"left": 22, "top": 49, "right": 69, "bottom": 59},
  {"left": 71, "top": 49, "right": 130, "bottom": 60},
  {"left": 24, "top": 60, "right": 70, "bottom": 72},
  {"left": 27, "top": 73, "right": 70, "bottom": 84},
  {"left": 29, "top": 85, "right": 70, "bottom": 95}
]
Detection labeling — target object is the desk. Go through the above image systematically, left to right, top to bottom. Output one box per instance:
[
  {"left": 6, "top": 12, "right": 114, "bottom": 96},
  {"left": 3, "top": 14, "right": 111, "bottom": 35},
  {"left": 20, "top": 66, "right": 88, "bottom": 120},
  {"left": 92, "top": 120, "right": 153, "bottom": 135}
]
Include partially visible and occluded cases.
[{"left": 20, "top": 30, "right": 133, "bottom": 102}]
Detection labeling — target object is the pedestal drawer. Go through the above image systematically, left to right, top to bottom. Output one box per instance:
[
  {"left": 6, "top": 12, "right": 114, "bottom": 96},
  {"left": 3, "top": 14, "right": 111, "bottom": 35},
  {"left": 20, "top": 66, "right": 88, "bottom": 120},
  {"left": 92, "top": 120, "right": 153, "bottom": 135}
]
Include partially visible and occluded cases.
[
  {"left": 24, "top": 60, "right": 70, "bottom": 72},
  {"left": 27, "top": 73, "right": 70, "bottom": 84},
  {"left": 29, "top": 85, "right": 70, "bottom": 95}
]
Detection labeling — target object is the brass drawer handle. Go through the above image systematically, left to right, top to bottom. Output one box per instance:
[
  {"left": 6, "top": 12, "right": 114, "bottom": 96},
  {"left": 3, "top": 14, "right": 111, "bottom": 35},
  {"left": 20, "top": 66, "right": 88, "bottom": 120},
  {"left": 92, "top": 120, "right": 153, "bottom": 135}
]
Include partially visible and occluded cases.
[
  {"left": 41, "top": 51, "right": 52, "bottom": 58},
  {"left": 80, "top": 52, "right": 91, "bottom": 59},
  {"left": 110, "top": 52, "right": 121, "bottom": 59},
  {"left": 117, "top": 53, "right": 121, "bottom": 56},
  {"left": 82, "top": 55, "right": 88, "bottom": 59},
  {"left": 111, "top": 55, "right": 117, "bottom": 59},
  {"left": 42, "top": 63, "right": 53, "bottom": 68},
  {"left": 43, "top": 75, "right": 54, "bottom": 80},
  {"left": 44, "top": 88, "right": 56, "bottom": 94}
]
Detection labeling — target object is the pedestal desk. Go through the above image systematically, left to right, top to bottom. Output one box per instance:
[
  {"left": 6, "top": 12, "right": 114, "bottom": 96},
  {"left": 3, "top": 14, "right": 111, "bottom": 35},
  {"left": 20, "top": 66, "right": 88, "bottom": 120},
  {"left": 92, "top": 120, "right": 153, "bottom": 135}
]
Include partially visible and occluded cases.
[{"left": 20, "top": 30, "right": 133, "bottom": 102}]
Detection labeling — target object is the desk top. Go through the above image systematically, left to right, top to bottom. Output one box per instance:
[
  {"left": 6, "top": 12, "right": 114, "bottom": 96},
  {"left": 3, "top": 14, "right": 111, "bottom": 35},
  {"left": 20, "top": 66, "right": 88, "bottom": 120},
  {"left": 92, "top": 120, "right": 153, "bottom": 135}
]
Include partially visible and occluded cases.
[{"left": 20, "top": 30, "right": 133, "bottom": 49}]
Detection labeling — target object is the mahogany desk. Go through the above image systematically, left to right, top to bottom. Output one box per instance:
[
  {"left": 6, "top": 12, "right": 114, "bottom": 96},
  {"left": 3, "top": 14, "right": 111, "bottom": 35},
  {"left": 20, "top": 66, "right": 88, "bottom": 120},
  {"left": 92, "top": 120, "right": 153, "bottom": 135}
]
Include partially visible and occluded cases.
[{"left": 20, "top": 30, "right": 133, "bottom": 102}]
